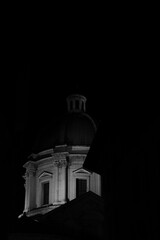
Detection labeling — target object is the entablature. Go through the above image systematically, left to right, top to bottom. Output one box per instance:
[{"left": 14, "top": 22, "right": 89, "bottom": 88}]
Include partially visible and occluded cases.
[{"left": 67, "top": 145, "right": 90, "bottom": 154}]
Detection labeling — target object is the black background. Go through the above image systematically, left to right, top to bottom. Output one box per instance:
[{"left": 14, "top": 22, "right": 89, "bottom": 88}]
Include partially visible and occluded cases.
[{"left": 3, "top": 15, "right": 160, "bottom": 235}]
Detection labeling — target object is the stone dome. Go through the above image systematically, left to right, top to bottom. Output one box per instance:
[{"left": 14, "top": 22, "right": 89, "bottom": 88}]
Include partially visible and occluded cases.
[{"left": 33, "top": 95, "right": 97, "bottom": 153}]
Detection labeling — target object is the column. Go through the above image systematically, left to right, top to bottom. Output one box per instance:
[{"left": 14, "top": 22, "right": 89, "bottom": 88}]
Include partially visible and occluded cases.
[
  {"left": 58, "top": 160, "right": 67, "bottom": 203},
  {"left": 54, "top": 162, "right": 59, "bottom": 203},
  {"left": 28, "top": 169, "right": 36, "bottom": 210},
  {"left": 23, "top": 172, "right": 29, "bottom": 212},
  {"left": 97, "top": 173, "right": 102, "bottom": 196}
]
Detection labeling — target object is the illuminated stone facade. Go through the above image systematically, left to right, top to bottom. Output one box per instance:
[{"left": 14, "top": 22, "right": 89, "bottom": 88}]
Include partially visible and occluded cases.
[{"left": 23, "top": 94, "right": 101, "bottom": 217}]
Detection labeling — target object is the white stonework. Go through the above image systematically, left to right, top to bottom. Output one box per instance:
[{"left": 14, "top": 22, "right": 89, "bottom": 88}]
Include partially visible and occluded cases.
[
  {"left": 22, "top": 94, "right": 101, "bottom": 217},
  {"left": 23, "top": 146, "right": 101, "bottom": 216}
]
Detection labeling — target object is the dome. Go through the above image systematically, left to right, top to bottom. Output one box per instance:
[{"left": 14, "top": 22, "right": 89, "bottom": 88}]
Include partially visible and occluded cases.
[{"left": 33, "top": 95, "right": 96, "bottom": 153}]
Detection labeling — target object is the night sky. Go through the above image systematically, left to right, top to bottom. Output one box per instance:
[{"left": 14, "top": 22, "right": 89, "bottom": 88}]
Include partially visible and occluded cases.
[
  {"left": 3, "top": 24, "right": 159, "bottom": 233},
  {"left": 15, "top": 58, "right": 159, "bottom": 213}
]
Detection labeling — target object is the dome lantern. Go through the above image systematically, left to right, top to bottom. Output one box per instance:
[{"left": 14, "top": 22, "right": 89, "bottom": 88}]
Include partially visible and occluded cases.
[
  {"left": 33, "top": 94, "right": 96, "bottom": 152},
  {"left": 67, "top": 94, "right": 87, "bottom": 113}
]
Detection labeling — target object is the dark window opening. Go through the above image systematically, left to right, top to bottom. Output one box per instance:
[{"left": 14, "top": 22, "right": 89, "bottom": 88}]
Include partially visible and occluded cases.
[
  {"left": 70, "top": 100, "right": 73, "bottom": 111},
  {"left": 75, "top": 100, "right": 79, "bottom": 110},
  {"left": 82, "top": 101, "right": 84, "bottom": 111},
  {"left": 76, "top": 179, "right": 87, "bottom": 197},
  {"left": 42, "top": 182, "right": 49, "bottom": 205}
]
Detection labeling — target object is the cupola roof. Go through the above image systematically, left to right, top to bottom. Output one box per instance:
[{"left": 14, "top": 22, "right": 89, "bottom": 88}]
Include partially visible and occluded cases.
[{"left": 33, "top": 94, "right": 96, "bottom": 153}]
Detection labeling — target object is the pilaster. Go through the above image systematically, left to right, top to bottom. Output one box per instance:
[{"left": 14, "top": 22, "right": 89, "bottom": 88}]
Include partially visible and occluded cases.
[
  {"left": 54, "top": 158, "right": 67, "bottom": 203},
  {"left": 25, "top": 162, "right": 37, "bottom": 211},
  {"left": 23, "top": 172, "right": 29, "bottom": 212}
]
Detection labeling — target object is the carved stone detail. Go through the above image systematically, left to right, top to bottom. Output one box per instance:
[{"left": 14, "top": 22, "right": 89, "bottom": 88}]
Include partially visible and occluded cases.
[
  {"left": 54, "top": 159, "right": 67, "bottom": 167},
  {"left": 29, "top": 170, "right": 36, "bottom": 176},
  {"left": 25, "top": 171, "right": 29, "bottom": 177},
  {"left": 22, "top": 173, "right": 27, "bottom": 180}
]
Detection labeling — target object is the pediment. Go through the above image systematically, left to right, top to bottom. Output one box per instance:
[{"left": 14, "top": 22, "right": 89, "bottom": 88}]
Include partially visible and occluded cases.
[
  {"left": 73, "top": 168, "right": 91, "bottom": 175},
  {"left": 38, "top": 171, "right": 53, "bottom": 179}
]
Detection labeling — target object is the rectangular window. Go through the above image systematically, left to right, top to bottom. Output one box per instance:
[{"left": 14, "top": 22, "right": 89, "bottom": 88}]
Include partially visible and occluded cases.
[
  {"left": 75, "top": 100, "right": 79, "bottom": 110},
  {"left": 76, "top": 179, "right": 87, "bottom": 197},
  {"left": 42, "top": 182, "right": 49, "bottom": 205}
]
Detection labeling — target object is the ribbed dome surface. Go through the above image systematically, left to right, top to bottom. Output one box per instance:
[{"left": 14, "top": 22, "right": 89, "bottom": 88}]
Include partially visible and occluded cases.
[{"left": 33, "top": 112, "right": 96, "bottom": 153}]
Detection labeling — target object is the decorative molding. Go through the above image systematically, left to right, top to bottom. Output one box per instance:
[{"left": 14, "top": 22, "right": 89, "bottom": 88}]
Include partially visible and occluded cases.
[
  {"left": 54, "top": 145, "right": 68, "bottom": 153},
  {"left": 70, "top": 146, "right": 90, "bottom": 151},
  {"left": 37, "top": 148, "right": 54, "bottom": 156},
  {"left": 28, "top": 149, "right": 54, "bottom": 160},
  {"left": 53, "top": 152, "right": 68, "bottom": 160},
  {"left": 69, "top": 155, "right": 86, "bottom": 166},
  {"left": 70, "top": 155, "right": 86, "bottom": 161},
  {"left": 36, "top": 157, "right": 54, "bottom": 166},
  {"left": 54, "top": 159, "right": 67, "bottom": 167},
  {"left": 23, "top": 161, "right": 36, "bottom": 169},
  {"left": 73, "top": 168, "right": 92, "bottom": 175},
  {"left": 38, "top": 171, "right": 53, "bottom": 179},
  {"left": 22, "top": 173, "right": 27, "bottom": 180}
]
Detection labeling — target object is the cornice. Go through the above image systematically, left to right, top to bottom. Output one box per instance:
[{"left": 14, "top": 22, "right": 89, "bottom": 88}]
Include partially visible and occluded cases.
[
  {"left": 23, "top": 151, "right": 87, "bottom": 169},
  {"left": 53, "top": 152, "right": 68, "bottom": 161},
  {"left": 69, "top": 154, "right": 86, "bottom": 161},
  {"left": 35, "top": 156, "right": 53, "bottom": 166},
  {"left": 23, "top": 160, "right": 36, "bottom": 168}
]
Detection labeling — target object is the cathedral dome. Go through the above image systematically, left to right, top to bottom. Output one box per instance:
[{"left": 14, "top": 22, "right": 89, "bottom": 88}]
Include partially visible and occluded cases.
[{"left": 33, "top": 94, "right": 96, "bottom": 153}]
